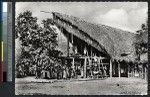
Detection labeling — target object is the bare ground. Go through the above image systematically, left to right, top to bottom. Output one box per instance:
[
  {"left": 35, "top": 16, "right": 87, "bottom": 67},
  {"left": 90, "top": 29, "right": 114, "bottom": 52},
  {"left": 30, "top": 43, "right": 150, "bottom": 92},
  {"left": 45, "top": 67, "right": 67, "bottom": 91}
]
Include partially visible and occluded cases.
[{"left": 15, "top": 77, "right": 147, "bottom": 95}]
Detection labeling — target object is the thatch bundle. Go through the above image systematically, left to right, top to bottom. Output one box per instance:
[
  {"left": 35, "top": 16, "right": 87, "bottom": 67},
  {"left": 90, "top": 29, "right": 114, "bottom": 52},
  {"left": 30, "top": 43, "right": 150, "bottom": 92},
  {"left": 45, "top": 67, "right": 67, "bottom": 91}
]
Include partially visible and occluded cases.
[{"left": 52, "top": 12, "right": 137, "bottom": 62}]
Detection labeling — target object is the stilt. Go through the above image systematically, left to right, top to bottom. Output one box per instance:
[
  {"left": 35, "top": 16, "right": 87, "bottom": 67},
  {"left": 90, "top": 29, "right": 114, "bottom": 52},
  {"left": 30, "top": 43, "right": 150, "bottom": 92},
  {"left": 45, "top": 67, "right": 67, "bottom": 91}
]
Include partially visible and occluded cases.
[
  {"left": 84, "top": 58, "right": 87, "bottom": 78},
  {"left": 109, "top": 59, "right": 112, "bottom": 78}
]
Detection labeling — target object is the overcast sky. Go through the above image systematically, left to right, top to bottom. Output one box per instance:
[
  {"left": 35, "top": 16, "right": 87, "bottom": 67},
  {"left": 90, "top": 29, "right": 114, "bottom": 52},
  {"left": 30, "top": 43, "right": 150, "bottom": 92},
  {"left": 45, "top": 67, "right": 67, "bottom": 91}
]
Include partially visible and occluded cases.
[{"left": 16, "top": 2, "right": 148, "bottom": 33}]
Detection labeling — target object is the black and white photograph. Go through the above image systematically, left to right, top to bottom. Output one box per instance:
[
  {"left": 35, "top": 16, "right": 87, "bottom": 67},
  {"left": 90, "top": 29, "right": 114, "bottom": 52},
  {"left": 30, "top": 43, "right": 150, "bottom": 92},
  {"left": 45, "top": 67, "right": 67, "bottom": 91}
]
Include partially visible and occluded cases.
[{"left": 15, "top": 2, "right": 148, "bottom": 95}]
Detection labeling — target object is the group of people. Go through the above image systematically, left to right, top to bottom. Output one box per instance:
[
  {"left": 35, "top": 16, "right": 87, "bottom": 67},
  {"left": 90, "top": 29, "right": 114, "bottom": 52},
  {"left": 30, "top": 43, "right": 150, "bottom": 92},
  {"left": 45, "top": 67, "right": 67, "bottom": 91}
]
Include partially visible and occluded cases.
[
  {"left": 16, "top": 54, "right": 108, "bottom": 79},
  {"left": 35, "top": 56, "right": 77, "bottom": 79}
]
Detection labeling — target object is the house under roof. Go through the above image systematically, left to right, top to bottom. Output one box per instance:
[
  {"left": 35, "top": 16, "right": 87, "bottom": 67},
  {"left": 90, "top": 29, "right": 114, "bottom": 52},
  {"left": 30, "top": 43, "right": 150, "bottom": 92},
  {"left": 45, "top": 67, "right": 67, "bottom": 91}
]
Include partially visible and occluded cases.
[{"left": 52, "top": 12, "right": 137, "bottom": 62}]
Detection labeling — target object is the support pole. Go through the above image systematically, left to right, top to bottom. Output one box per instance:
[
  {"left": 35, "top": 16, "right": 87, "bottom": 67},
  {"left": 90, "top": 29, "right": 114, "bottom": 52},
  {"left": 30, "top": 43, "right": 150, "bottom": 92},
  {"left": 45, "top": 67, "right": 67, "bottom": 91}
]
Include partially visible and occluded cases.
[
  {"left": 67, "top": 33, "right": 69, "bottom": 57},
  {"left": 71, "top": 33, "right": 73, "bottom": 44},
  {"left": 71, "top": 33, "right": 74, "bottom": 54},
  {"left": 84, "top": 44, "right": 87, "bottom": 56},
  {"left": 91, "top": 47, "right": 92, "bottom": 57},
  {"left": 72, "top": 58, "right": 75, "bottom": 70},
  {"left": 72, "top": 58, "right": 75, "bottom": 78},
  {"left": 84, "top": 58, "right": 87, "bottom": 78},
  {"left": 110, "top": 59, "right": 113, "bottom": 78},
  {"left": 118, "top": 61, "right": 121, "bottom": 78},
  {"left": 127, "top": 63, "right": 129, "bottom": 78},
  {"left": 142, "top": 64, "right": 143, "bottom": 79},
  {"left": 145, "top": 66, "right": 147, "bottom": 80}
]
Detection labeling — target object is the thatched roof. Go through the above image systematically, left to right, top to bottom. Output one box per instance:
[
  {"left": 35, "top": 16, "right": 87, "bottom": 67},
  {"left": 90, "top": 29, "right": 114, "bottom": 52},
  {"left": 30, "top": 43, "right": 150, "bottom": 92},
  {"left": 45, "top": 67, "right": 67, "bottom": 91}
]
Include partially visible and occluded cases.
[{"left": 52, "top": 12, "right": 137, "bottom": 62}]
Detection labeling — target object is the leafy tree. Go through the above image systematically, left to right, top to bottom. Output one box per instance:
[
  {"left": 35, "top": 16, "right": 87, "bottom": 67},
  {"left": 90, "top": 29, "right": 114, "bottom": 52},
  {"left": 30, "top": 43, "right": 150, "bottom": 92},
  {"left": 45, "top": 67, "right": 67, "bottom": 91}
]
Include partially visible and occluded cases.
[
  {"left": 15, "top": 10, "right": 40, "bottom": 77},
  {"left": 15, "top": 11, "right": 62, "bottom": 78},
  {"left": 134, "top": 20, "right": 148, "bottom": 61}
]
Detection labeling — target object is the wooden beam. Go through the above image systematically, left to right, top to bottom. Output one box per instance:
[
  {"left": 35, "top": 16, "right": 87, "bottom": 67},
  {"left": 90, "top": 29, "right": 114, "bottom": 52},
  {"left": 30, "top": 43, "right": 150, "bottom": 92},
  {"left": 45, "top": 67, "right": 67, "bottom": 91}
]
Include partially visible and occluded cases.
[{"left": 110, "top": 59, "right": 112, "bottom": 78}]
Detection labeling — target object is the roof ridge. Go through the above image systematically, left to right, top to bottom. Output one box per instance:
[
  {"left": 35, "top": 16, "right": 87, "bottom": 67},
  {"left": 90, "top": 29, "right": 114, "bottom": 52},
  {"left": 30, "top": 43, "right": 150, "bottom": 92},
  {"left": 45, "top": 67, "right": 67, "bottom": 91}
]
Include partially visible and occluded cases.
[{"left": 53, "top": 12, "right": 136, "bottom": 35}]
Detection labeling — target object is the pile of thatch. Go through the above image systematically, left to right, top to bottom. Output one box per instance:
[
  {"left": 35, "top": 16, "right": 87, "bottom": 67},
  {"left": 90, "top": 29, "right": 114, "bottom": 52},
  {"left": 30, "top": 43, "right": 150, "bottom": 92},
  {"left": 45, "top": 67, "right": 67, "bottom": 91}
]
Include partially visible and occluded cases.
[{"left": 52, "top": 12, "right": 137, "bottom": 62}]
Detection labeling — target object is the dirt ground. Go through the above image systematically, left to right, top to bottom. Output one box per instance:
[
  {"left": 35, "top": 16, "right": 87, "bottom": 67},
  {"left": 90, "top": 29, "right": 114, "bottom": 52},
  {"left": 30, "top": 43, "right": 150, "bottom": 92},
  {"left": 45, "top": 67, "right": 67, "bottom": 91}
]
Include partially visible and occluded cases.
[{"left": 15, "top": 77, "right": 147, "bottom": 95}]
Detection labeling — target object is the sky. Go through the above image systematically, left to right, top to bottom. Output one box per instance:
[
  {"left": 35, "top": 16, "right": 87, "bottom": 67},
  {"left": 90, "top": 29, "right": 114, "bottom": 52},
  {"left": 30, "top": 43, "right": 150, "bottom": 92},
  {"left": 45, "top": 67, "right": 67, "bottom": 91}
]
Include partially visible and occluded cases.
[{"left": 16, "top": 2, "right": 148, "bottom": 33}]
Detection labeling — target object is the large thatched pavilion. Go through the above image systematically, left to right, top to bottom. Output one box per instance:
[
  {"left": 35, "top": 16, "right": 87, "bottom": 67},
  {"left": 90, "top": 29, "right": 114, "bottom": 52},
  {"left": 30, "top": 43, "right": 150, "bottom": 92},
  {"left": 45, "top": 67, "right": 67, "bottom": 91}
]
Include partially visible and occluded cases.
[{"left": 51, "top": 12, "right": 148, "bottom": 79}]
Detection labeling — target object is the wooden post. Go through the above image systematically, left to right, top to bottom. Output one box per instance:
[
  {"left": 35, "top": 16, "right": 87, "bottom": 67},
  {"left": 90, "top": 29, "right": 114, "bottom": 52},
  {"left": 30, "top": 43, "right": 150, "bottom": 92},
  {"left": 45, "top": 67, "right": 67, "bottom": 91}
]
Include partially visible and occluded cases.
[
  {"left": 67, "top": 33, "right": 69, "bottom": 57},
  {"left": 71, "top": 33, "right": 73, "bottom": 44},
  {"left": 84, "top": 44, "right": 87, "bottom": 56},
  {"left": 91, "top": 47, "right": 92, "bottom": 57},
  {"left": 72, "top": 58, "right": 75, "bottom": 70},
  {"left": 72, "top": 58, "right": 75, "bottom": 78},
  {"left": 84, "top": 58, "right": 87, "bottom": 78},
  {"left": 98, "top": 58, "right": 100, "bottom": 72},
  {"left": 109, "top": 59, "right": 112, "bottom": 78},
  {"left": 118, "top": 61, "right": 121, "bottom": 78},
  {"left": 127, "top": 63, "right": 129, "bottom": 78},
  {"left": 134, "top": 64, "right": 136, "bottom": 77},
  {"left": 141, "top": 64, "right": 143, "bottom": 79},
  {"left": 145, "top": 66, "right": 147, "bottom": 80}
]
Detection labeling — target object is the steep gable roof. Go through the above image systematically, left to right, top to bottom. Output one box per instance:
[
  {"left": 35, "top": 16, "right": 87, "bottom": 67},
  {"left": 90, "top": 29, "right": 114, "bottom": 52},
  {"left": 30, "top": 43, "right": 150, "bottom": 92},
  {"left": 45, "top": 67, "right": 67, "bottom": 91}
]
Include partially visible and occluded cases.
[{"left": 53, "top": 12, "right": 137, "bottom": 61}]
